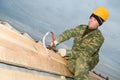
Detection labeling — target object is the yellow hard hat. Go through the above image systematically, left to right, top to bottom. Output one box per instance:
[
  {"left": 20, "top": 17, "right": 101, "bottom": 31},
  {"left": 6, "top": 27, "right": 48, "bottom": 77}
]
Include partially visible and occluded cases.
[{"left": 92, "top": 7, "right": 109, "bottom": 21}]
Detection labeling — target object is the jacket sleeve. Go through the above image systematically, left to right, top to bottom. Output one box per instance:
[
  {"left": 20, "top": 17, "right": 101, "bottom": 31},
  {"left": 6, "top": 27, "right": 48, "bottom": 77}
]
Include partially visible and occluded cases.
[
  {"left": 55, "top": 25, "right": 85, "bottom": 43},
  {"left": 65, "top": 31, "right": 104, "bottom": 59}
]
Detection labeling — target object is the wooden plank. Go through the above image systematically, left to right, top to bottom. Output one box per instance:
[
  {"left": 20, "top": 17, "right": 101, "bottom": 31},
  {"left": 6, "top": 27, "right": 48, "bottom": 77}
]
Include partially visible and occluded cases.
[
  {"left": 0, "top": 24, "right": 73, "bottom": 77},
  {"left": 0, "top": 68, "right": 63, "bottom": 80},
  {"left": 89, "top": 72, "right": 106, "bottom": 80}
]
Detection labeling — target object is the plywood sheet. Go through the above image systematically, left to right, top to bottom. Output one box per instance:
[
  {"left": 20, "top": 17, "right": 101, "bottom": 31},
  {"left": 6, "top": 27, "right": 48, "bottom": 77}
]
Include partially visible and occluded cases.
[
  {"left": 0, "top": 24, "right": 73, "bottom": 77},
  {"left": 0, "top": 68, "right": 63, "bottom": 80}
]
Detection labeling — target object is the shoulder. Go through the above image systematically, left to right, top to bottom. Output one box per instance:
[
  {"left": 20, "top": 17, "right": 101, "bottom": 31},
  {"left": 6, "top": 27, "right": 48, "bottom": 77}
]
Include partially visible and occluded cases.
[
  {"left": 74, "top": 24, "right": 87, "bottom": 30},
  {"left": 75, "top": 24, "right": 87, "bottom": 28},
  {"left": 95, "top": 29, "right": 104, "bottom": 41}
]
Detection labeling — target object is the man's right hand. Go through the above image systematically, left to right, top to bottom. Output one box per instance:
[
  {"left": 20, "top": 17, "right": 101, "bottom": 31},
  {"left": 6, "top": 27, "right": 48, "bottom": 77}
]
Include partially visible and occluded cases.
[
  {"left": 47, "top": 40, "right": 59, "bottom": 52},
  {"left": 50, "top": 41, "right": 59, "bottom": 48},
  {"left": 47, "top": 45, "right": 58, "bottom": 52}
]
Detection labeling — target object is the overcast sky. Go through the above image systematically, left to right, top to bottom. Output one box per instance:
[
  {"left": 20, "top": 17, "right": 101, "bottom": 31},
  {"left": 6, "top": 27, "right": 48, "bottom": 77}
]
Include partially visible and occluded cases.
[{"left": 0, "top": 0, "right": 120, "bottom": 80}]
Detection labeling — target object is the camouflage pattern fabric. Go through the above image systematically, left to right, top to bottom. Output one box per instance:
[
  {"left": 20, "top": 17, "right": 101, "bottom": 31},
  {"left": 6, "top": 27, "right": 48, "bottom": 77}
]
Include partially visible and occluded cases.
[{"left": 55, "top": 25, "right": 104, "bottom": 80}]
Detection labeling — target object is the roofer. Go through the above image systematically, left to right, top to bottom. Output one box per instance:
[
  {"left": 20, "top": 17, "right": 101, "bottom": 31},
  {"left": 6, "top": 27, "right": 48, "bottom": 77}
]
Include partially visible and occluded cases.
[{"left": 50, "top": 7, "right": 109, "bottom": 80}]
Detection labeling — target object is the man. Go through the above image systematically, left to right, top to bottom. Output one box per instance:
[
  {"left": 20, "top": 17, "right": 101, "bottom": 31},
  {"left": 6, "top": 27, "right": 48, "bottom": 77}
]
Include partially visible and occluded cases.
[{"left": 51, "top": 7, "right": 109, "bottom": 80}]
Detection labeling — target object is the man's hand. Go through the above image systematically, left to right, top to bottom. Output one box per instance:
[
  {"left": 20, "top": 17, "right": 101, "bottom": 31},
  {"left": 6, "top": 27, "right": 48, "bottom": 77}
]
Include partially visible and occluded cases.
[
  {"left": 47, "top": 40, "right": 59, "bottom": 53},
  {"left": 51, "top": 41, "right": 59, "bottom": 48},
  {"left": 47, "top": 45, "right": 58, "bottom": 52},
  {"left": 58, "top": 48, "right": 66, "bottom": 57}
]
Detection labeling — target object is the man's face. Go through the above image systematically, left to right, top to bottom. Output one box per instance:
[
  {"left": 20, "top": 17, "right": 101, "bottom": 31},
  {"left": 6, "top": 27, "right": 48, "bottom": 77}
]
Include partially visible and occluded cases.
[{"left": 88, "top": 17, "right": 99, "bottom": 29}]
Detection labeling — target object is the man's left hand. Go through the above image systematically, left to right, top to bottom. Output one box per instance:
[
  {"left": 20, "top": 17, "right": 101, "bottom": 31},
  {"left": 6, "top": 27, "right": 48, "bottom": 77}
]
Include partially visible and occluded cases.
[{"left": 57, "top": 48, "right": 66, "bottom": 57}]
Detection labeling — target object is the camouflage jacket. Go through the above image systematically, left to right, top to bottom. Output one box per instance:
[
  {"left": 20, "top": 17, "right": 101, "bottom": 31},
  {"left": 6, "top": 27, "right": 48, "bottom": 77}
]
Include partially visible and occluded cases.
[{"left": 55, "top": 25, "right": 104, "bottom": 59}]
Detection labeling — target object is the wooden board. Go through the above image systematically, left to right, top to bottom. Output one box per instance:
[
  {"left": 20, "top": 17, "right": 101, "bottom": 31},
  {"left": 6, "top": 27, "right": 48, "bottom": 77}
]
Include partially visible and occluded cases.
[
  {"left": 0, "top": 24, "right": 73, "bottom": 77},
  {"left": 0, "top": 67, "right": 63, "bottom": 80},
  {"left": 89, "top": 72, "right": 106, "bottom": 80}
]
